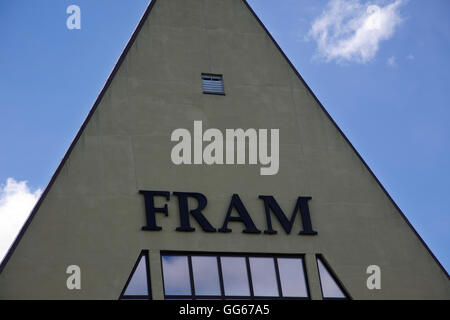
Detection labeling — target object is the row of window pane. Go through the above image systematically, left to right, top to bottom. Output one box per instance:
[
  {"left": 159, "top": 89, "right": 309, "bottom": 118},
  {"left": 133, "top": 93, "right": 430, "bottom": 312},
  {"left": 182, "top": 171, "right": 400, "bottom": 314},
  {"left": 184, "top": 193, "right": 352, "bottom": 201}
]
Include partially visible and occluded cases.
[
  {"left": 121, "top": 252, "right": 348, "bottom": 300},
  {"left": 161, "top": 254, "right": 309, "bottom": 298}
]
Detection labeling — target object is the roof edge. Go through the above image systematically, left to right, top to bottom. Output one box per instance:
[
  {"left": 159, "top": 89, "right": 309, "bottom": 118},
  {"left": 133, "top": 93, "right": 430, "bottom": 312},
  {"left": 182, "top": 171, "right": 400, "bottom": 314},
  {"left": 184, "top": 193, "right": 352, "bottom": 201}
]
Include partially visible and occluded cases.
[
  {"left": 0, "top": 0, "right": 158, "bottom": 274},
  {"left": 240, "top": 0, "right": 449, "bottom": 278}
]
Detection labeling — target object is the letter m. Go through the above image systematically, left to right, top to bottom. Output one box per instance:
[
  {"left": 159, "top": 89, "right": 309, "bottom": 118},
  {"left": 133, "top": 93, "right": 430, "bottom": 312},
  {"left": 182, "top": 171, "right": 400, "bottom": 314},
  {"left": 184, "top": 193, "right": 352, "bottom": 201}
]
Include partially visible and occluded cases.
[{"left": 259, "top": 196, "right": 317, "bottom": 235}]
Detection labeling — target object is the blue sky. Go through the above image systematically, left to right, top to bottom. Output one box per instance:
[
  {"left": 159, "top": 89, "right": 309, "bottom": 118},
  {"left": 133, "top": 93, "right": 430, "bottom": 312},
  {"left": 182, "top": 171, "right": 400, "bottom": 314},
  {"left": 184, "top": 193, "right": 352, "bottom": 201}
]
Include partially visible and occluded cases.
[{"left": 0, "top": 0, "right": 449, "bottom": 272}]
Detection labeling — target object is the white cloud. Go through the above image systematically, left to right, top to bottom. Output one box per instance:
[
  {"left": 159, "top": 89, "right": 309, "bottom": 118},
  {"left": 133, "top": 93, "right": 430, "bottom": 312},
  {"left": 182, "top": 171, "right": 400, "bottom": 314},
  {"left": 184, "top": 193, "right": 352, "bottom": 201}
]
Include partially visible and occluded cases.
[
  {"left": 308, "top": 0, "right": 405, "bottom": 63},
  {"left": 406, "top": 53, "right": 415, "bottom": 60},
  {"left": 0, "top": 178, "right": 41, "bottom": 263}
]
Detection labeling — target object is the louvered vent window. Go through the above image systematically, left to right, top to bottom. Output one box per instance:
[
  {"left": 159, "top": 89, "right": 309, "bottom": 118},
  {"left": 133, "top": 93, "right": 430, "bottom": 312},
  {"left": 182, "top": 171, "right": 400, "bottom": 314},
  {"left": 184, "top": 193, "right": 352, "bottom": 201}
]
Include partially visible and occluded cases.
[{"left": 202, "top": 74, "right": 225, "bottom": 95}]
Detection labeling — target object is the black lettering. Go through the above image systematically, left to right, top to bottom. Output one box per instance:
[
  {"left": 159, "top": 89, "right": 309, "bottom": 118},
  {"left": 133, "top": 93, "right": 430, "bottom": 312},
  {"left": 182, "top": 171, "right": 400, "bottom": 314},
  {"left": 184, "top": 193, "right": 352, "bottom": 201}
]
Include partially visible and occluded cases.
[
  {"left": 139, "top": 190, "right": 170, "bottom": 231},
  {"left": 173, "top": 192, "right": 216, "bottom": 232},
  {"left": 219, "top": 194, "right": 261, "bottom": 234},
  {"left": 259, "top": 195, "right": 317, "bottom": 235}
]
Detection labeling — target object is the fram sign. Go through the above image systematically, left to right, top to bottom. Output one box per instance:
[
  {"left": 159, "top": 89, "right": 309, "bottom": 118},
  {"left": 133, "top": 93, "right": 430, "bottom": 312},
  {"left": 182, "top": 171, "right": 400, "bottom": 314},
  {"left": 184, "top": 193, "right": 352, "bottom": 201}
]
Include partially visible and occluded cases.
[{"left": 139, "top": 191, "right": 318, "bottom": 236}]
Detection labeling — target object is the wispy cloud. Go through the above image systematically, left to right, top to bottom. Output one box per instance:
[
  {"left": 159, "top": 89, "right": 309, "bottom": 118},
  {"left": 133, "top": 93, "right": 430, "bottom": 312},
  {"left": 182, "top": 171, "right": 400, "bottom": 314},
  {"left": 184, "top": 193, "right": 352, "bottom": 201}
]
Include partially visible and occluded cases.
[
  {"left": 308, "top": 0, "right": 405, "bottom": 63},
  {"left": 387, "top": 55, "right": 397, "bottom": 67},
  {"left": 0, "top": 178, "right": 41, "bottom": 262}
]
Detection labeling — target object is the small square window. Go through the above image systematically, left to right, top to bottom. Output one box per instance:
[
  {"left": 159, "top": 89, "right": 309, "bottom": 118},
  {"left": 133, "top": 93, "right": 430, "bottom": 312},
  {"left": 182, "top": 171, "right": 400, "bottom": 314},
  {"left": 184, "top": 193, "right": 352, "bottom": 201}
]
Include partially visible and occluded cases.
[{"left": 202, "top": 74, "right": 225, "bottom": 95}]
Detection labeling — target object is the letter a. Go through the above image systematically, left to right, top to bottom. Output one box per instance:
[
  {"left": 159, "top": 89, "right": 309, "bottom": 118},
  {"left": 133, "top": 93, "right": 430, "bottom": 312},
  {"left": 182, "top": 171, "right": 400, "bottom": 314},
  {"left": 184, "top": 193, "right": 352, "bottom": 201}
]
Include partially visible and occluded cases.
[
  {"left": 66, "top": 5, "right": 81, "bottom": 30},
  {"left": 171, "top": 129, "right": 192, "bottom": 164},
  {"left": 66, "top": 265, "right": 81, "bottom": 290},
  {"left": 366, "top": 265, "right": 381, "bottom": 290}
]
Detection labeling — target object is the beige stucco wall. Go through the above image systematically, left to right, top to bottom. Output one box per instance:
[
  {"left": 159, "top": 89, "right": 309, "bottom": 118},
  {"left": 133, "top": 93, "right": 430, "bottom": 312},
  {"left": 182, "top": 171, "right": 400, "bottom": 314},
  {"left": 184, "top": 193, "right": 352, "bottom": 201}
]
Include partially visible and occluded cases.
[{"left": 0, "top": 0, "right": 448, "bottom": 299}]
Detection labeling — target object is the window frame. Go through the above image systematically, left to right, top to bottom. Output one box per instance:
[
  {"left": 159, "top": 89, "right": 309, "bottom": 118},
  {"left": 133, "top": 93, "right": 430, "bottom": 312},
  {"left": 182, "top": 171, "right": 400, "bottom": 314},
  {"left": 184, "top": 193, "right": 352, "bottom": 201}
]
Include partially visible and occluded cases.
[
  {"left": 201, "top": 73, "right": 225, "bottom": 96},
  {"left": 119, "top": 250, "right": 152, "bottom": 300},
  {"left": 160, "top": 251, "right": 310, "bottom": 300},
  {"left": 316, "top": 254, "right": 351, "bottom": 300}
]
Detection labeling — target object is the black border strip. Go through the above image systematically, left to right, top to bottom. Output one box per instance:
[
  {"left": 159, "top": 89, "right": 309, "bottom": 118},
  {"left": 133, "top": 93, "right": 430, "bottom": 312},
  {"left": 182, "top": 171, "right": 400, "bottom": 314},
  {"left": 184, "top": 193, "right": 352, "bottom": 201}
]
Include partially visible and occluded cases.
[
  {"left": 0, "top": 0, "right": 158, "bottom": 274},
  {"left": 241, "top": 0, "right": 449, "bottom": 279}
]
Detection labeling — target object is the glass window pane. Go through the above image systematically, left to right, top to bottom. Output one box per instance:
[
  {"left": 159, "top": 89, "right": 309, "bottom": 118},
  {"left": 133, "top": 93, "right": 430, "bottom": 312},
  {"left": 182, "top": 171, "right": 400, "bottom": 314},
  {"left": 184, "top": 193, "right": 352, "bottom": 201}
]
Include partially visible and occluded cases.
[
  {"left": 123, "top": 255, "right": 148, "bottom": 296},
  {"left": 162, "top": 255, "right": 191, "bottom": 296},
  {"left": 191, "top": 256, "right": 221, "bottom": 296},
  {"left": 221, "top": 257, "right": 250, "bottom": 296},
  {"left": 249, "top": 257, "right": 279, "bottom": 297},
  {"left": 277, "top": 258, "right": 308, "bottom": 297},
  {"left": 317, "top": 258, "right": 346, "bottom": 298}
]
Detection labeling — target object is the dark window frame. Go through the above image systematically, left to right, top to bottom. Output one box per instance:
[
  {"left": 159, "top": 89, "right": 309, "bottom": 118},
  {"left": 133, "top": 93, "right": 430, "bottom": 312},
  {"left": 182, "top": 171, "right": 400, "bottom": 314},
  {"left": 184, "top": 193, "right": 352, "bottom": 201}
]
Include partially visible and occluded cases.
[
  {"left": 201, "top": 73, "right": 225, "bottom": 95},
  {"left": 119, "top": 250, "right": 152, "bottom": 300},
  {"left": 160, "top": 251, "right": 310, "bottom": 300},
  {"left": 316, "top": 254, "right": 351, "bottom": 300}
]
